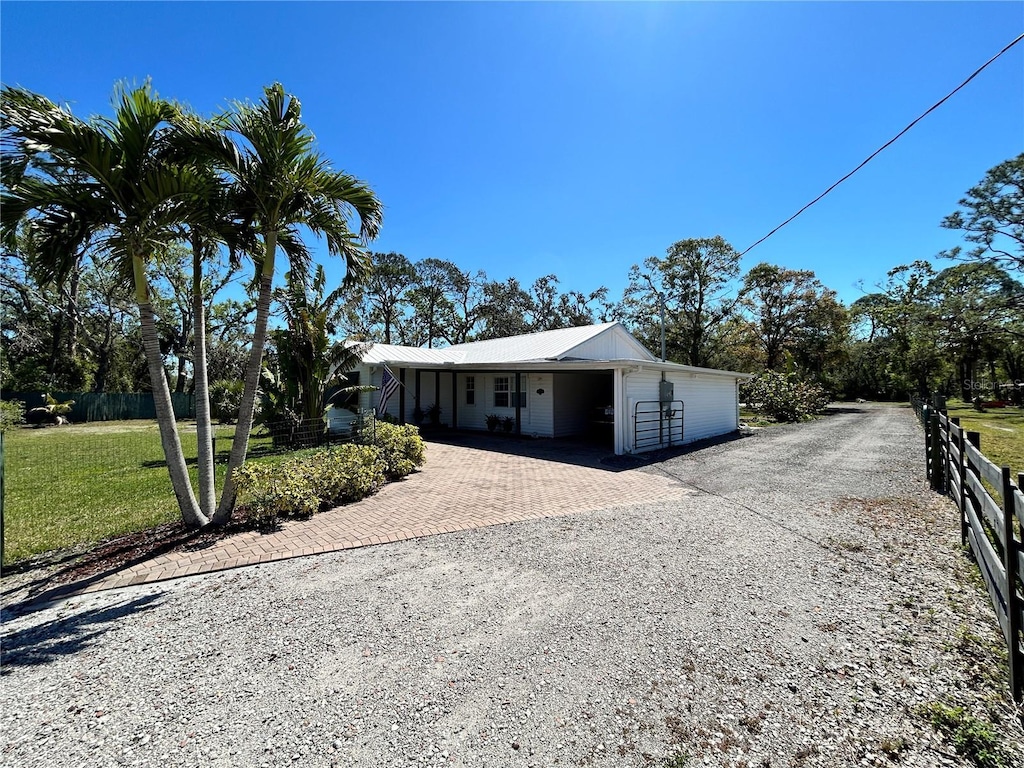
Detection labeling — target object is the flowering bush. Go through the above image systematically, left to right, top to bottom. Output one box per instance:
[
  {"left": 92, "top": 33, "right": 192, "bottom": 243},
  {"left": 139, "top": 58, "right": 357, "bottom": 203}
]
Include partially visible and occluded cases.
[{"left": 741, "top": 372, "right": 829, "bottom": 422}]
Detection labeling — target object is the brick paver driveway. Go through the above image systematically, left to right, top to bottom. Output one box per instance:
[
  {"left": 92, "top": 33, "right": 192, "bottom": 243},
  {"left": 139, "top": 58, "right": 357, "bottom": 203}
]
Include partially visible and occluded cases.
[{"left": 61, "top": 435, "right": 695, "bottom": 595}]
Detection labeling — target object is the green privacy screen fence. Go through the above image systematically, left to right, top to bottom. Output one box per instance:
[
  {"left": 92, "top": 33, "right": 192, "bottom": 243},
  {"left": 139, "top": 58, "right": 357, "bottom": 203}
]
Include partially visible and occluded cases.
[{"left": 1, "top": 391, "right": 195, "bottom": 422}]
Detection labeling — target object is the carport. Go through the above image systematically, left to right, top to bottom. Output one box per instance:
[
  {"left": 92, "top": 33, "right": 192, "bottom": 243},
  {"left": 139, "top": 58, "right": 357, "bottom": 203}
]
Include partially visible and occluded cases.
[{"left": 341, "top": 322, "right": 749, "bottom": 455}]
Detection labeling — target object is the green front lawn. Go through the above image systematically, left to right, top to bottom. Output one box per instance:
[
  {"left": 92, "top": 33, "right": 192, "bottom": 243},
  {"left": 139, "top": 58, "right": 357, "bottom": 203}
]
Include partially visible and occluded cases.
[{"left": 2, "top": 420, "right": 283, "bottom": 565}]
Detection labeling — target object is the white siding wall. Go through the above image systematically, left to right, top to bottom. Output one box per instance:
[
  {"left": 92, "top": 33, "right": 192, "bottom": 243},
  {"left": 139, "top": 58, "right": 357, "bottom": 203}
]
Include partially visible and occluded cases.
[
  {"left": 570, "top": 331, "right": 653, "bottom": 362},
  {"left": 363, "top": 366, "right": 401, "bottom": 421},
  {"left": 622, "top": 369, "right": 739, "bottom": 452},
  {"left": 452, "top": 372, "right": 554, "bottom": 437},
  {"left": 676, "top": 374, "right": 739, "bottom": 442}
]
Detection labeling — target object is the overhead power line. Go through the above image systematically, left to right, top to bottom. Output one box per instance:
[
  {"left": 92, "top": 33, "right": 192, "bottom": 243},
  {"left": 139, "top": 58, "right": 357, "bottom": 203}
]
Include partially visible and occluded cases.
[{"left": 740, "top": 31, "right": 1024, "bottom": 258}]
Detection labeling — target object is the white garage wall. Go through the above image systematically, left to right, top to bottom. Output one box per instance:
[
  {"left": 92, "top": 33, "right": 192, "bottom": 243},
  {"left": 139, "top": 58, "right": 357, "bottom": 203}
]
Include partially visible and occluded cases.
[
  {"left": 623, "top": 369, "right": 739, "bottom": 451},
  {"left": 676, "top": 374, "right": 739, "bottom": 442}
]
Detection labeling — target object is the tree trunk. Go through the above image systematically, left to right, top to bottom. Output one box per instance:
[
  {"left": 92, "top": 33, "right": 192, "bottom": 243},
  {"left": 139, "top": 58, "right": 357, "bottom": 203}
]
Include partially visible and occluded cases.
[
  {"left": 214, "top": 230, "right": 277, "bottom": 523},
  {"left": 191, "top": 234, "right": 216, "bottom": 521},
  {"left": 133, "top": 253, "right": 207, "bottom": 528},
  {"left": 66, "top": 264, "right": 81, "bottom": 356},
  {"left": 175, "top": 352, "right": 188, "bottom": 393}
]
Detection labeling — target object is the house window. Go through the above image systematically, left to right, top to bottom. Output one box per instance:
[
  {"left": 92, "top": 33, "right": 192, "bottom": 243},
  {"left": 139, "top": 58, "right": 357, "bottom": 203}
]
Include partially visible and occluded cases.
[
  {"left": 465, "top": 376, "right": 475, "bottom": 405},
  {"left": 494, "top": 376, "right": 510, "bottom": 408},
  {"left": 494, "top": 376, "right": 526, "bottom": 408}
]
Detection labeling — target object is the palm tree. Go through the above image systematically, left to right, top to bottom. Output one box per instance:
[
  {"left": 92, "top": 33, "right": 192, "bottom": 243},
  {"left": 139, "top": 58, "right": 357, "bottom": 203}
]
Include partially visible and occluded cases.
[
  {"left": 2, "top": 83, "right": 214, "bottom": 528},
  {"left": 182, "top": 83, "right": 382, "bottom": 524},
  {"left": 168, "top": 160, "right": 254, "bottom": 521},
  {"left": 274, "top": 264, "right": 367, "bottom": 423}
]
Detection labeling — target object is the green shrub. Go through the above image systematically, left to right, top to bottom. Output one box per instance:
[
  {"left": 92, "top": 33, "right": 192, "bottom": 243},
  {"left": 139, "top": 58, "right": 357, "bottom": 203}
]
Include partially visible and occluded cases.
[
  {"left": 740, "top": 371, "right": 829, "bottom": 422},
  {"left": 209, "top": 379, "right": 245, "bottom": 424},
  {"left": 0, "top": 399, "right": 25, "bottom": 432},
  {"left": 360, "top": 421, "right": 426, "bottom": 480},
  {"left": 233, "top": 443, "right": 387, "bottom": 526},
  {"left": 305, "top": 444, "right": 386, "bottom": 504},
  {"left": 232, "top": 461, "right": 319, "bottom": 526}
]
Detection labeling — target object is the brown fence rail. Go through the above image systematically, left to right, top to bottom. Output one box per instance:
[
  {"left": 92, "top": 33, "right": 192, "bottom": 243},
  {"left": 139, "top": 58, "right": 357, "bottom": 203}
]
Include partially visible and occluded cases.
[{"left": 913, "top": 397, "right": 1024, "bottom": 704}]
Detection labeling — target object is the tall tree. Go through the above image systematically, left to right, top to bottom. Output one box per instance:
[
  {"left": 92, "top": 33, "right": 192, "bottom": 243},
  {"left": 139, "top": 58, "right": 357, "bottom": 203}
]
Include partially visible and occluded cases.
[
  {"left": 1, "top": 83, "right": 214, "bottom": 527},
  {"left": 183, "top": 83, "right": 383, "bottom": 523},
  {"left": 940, "top": 153, "right": 1024, "bottom": 274},
  {"left": 622, "top": 236, "right": 742, "bottom": 367},
  {"left": 342, "top": 252, "right": 416, "bottom": 343},
  {"left": 406, "top": 258, "right": 460, "bottom": 348},
  {"left": 875, "top": 261, "right": 949, "bottom": 397},
  {"left": 926, "top": 262, "right": 1024, "bottom": 400},
  {"left": 739, "top": 263, "right": 834, "bottom": 371},
  {"left": 441, "top": 266, "right": 487, "bottom": 344},
  {"left": 478, "top": 277, "right": 535, "bottom": 339},
  {"left": 206, "top": 297, "right": 255, "bottom": 382}
]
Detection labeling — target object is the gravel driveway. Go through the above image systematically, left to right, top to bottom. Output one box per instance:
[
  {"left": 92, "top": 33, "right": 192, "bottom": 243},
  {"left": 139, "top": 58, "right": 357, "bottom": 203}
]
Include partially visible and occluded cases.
[{"left": 2, "top": 403, "right": 1021, "bottom": 767}]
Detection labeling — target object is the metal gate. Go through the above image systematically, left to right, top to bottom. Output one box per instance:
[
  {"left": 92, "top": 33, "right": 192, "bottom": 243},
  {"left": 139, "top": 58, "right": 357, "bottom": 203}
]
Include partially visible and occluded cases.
[{"left": 633, "top": 400, "right": 684, "bottom": 452}]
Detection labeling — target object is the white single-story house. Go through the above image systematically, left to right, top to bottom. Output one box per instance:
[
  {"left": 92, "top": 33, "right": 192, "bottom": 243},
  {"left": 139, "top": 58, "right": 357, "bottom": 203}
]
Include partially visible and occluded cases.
[{"left": 328, "top": 321, "right": 751, "bottom": 455}]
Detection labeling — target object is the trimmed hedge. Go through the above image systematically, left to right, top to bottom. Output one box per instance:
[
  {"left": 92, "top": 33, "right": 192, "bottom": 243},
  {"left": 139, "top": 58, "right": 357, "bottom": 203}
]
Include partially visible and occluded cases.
[{"left": 233, "top": 424, "right": 426, "bottom": 526}]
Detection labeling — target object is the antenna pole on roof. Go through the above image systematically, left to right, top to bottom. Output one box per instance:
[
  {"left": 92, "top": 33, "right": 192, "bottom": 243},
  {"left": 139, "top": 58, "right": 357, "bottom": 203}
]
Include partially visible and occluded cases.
[{"left": 659, "top": 292, "right": 666, "bottom": 362}]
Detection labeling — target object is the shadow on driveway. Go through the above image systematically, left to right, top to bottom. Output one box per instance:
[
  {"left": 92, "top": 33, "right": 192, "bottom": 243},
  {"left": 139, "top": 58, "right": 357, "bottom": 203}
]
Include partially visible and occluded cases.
[
  {"left": 421, "top": 428, "right": 750, "bottom": 471},
  {"left": 1, "top": 593, "right": 162, "bottom": 672}
]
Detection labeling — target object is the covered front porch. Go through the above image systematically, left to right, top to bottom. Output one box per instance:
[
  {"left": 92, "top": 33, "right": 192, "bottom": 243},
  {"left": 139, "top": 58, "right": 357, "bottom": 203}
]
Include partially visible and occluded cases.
[{"left": 389, "top": 366, "right": 618, "bottom": 452}]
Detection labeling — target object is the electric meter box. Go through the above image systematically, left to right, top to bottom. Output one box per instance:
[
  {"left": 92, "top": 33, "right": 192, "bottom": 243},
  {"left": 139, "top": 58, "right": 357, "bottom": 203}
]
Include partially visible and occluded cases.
[{"left": 659, "top": 380, "right": 674, "bottom": 403}]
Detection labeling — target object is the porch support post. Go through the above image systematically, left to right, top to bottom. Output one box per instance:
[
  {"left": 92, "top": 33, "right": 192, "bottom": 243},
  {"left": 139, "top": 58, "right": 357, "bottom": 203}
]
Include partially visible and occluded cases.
[
  {"left": 613, "top": 367, "right": 624, "bottom": 455},
  {"left": 399, "top": 368, "right": 406, "bottom": 425},
  {"left": 415, "top": 369, "right": 422, "bottom": 413},
  {"left": 434, "top": 370, "right": 441, "bottom": 414},
  {"left": 451, "top": 371, "right": 458, "bottom": 429},
  {"left": 515, "top": 371, "right": 522, "bottom": 435}
]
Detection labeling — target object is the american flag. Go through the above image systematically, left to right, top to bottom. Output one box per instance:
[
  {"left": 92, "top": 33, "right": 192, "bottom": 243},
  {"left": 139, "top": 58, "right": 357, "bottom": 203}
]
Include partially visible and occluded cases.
[{"left": 377, "top": 365, "right": 399, "bottom": 415}]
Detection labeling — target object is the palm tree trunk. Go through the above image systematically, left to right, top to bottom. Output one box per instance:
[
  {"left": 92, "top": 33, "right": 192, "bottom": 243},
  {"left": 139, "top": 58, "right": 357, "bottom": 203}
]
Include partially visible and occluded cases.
[
  {"left": 214, "top": 231, "right": 277, "bottom": 523},
  {"left": 191, "top": 234, "right": 216, "bottom": 521},
  {"left": 133, "top": 253, "right": 207, "bottom": 528}
]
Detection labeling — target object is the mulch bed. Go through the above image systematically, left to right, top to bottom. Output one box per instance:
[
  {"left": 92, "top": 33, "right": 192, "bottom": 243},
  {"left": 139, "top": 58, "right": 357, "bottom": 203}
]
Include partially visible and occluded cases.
[{"left": 1, "top": 511, "right": 257, "bottom": 607}]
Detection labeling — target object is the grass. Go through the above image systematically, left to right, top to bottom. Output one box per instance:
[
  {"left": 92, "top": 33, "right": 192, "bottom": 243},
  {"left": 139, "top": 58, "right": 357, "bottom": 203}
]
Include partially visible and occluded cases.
[
  {"left": 943, "top": 400, "right": 1024, "bottom": 479},
  {"left": 739, "top": 408, "right": 776, "bottom": 428},
  {"left": 1, "top": 420, "right": 289, "bottom": 565},
  {"left": 918, "top": 702, "right": 1008, "bottom": 768}
]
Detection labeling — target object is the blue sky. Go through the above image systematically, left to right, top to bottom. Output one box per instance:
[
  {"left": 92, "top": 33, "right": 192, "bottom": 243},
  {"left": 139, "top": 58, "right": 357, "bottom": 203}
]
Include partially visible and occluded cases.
[{"left": 2, "top": 1, "right": 1022, "bottom": 307}]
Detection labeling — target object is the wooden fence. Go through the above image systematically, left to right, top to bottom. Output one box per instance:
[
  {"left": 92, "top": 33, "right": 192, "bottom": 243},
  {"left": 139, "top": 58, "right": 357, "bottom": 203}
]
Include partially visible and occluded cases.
[{"left": 914, "top": 397, "right": 1024, "bottom": 704}]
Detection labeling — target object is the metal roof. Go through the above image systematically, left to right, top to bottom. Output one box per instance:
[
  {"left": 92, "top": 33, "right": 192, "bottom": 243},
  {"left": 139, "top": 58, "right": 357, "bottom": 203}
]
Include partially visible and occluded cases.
[
  {"left": 446, "top": 321, "right": 644, "bottom": 363},
  {"left": 350, "top": 322, "right": 749, "bottom": 378},
  {"left": 355, "top": 322, "right": 644, "bottom": 365},
  {"left": 356, "top": 342, "right": 454, "bottom": 366}
]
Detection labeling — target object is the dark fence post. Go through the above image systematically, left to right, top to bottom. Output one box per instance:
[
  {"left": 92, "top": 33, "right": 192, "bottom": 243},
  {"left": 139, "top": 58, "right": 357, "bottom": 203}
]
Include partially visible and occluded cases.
[
  {"left": 923, "top": 404, "right": 932, "bottom": 485},
  {"left": 929, "top": 409, "right": 943, "bottom": 492},
  {"left": 940, "top": 413, "right": 951, "bottom": 494},
  {"left": 953, "top": 418, "right": 967, "bottom": 545},
  {"left": 964, "top": 432, "right": 982, "bottom": 544},
  {"left": 1002, "top": 466, "right": 1023, "bottom": 704}
]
